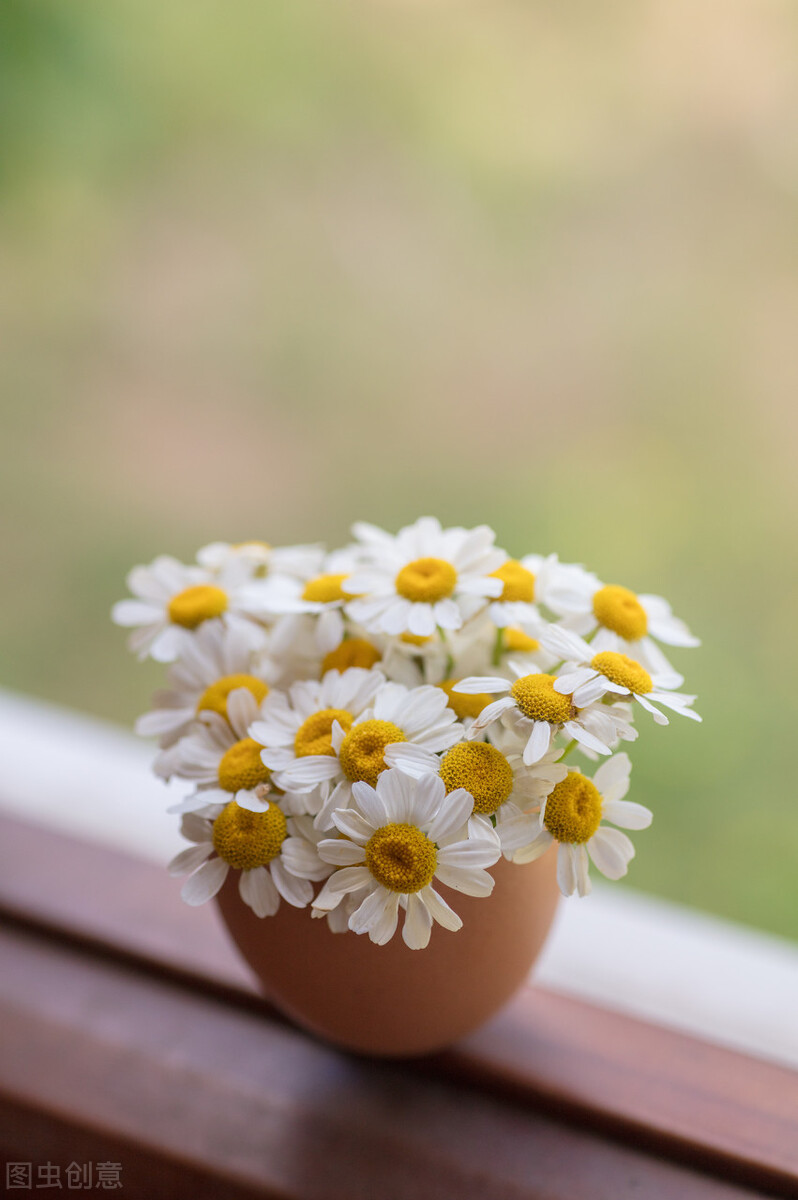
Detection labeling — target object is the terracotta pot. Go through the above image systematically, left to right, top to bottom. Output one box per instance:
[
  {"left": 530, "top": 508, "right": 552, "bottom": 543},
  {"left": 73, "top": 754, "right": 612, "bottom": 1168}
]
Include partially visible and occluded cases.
[{"left": 216, "top": 848, "right": 560, "bottom": 1057}]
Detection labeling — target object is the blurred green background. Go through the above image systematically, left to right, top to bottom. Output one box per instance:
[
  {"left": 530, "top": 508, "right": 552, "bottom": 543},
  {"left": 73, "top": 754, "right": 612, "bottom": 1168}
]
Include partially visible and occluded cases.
[{"left": 1, "top": 0, "right": 797, "bottom": 938}]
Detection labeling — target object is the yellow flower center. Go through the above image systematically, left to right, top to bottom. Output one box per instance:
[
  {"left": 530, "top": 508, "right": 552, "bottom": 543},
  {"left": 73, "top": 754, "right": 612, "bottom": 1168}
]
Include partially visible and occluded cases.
[
  {"left": 395, "top": 557, "right": 457, "bottom": 604},
  {"left": 490, "top": 560, "right": 535, "bottom": 603},
  {"left": 302, "top": 573, "right": 353, "bottom": 604},
  {"left": 168, "top": 585, "right": 228, "bottom": 629},
  {"left": 592, "top": 585, "right": 648, "bottom": 641},
  {"left": 503, "top": 628, "right": 540, "bottom": 654},
  {"left": 400, "top": 632, "right": 432, "bottom": 646},
  {"left": 322, "top": 638, "right": 382, "bottom": 674},
  {"left": 590, "top": 651, "right": 653, "bottom": 695},
  {"left": 510, "top": 673, "right": 575, "bottom": 723},
  {"left": 196, "top": 674, "right": 269, "bottom": 720},
  {"left": 438, "top": 679, "right": 493, "bottom": 721},
  {"left": 294, "top": 708, "right": 354, "bottom": 758},
  {"left": 338, "top": 719, "right": 407, "bottom": 787},
  {"left": 217, "top": 737, "right": 272, "bottom": 793},
  {"left": 439, "top": 742, "right": 514, "bottom": 815},
  {"left": 543, "top": 773, "right": 603, "bottom": 844},
  {"left": 212, "top": 799, "right": 287, "bottom": 869},
  {"left": 365, "top": 822, "right": 438, "bottom": 893}
]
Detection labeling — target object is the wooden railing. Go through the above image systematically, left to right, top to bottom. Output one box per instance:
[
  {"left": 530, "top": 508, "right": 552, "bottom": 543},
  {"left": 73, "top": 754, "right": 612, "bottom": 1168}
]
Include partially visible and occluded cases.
[{"left": 1, "top": 811, "right": 796, "bottom": 1199}]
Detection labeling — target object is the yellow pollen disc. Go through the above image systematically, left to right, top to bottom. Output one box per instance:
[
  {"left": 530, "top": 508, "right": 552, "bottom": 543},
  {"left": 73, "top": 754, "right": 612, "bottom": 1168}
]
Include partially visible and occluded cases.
[
  {"left": 395, "top": 557, "right": 457, "bottom": 604},
  {"left": 490, "top": 560, "right": 535, "bottom": 603},
  {"left": 302, "top": 573, "right": 353, "bottom": 604},
  {"left": 168, "top": 585, "right": 228, "bottom": 629},
  {"left": 592, "top": 585, "right": 648, "bottom": 641},
  {"left": 504, "top": 628, "right": 540, "bottom": 654},
  {"left": 400, "top": 632, "right": 432, "bottom": 646},
  {"left": 322, "top": 638, "right": 382, "bottom": 673},
  {"left": 590, "top": 651, "right": 653, "bottom": 695},
  {"left": 510, "top": 673, "right": 574, "bottom": 723},
  {"left": 196, "top": 674, "right": 269, "bottom": 720},
  {"left": 438, "top": 679, "right": 493, "bottom": 721},
  {"left": 294, "top": 708, "right": 354, "bottom": 758},
  {"left": 338, "top": 719, "right": 407, "bottom": 787},
  {"left": 217, "top": 737, "right": 272, "bottom": 793},
  {"left": 439, "top": 742, "right": 514, "bottom": 815},
  {"left": 543, "top": 774, "right": 603, "bottom": 844},
  {"left": 212, "top": 800, "right": 287, "bottom": 869},
  {"left": 365, "top": 822, "right": 438, "bottom": 893}
]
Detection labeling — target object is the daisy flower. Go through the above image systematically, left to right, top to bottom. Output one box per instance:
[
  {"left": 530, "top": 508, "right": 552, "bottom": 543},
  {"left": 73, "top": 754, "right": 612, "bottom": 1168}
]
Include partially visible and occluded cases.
[
  {"left": 344, "top": 516, "right": 506, "bottom": 638},
  {"left": 197, "top": 539, "right": 324, "bottom": 581},
  {"left": 251, "top": 547, "right": 366, "bottom": 659},
  {"left": 488, "top": 553, "right": 570, "bottom": 629},
  {"left": 112, "top": 554, "right": 268, "bottom": 662},
  {"left": 544, "top": 575, "right": 699, "bottom": 682},
  {"left": 135, "top": 621, "right": 273, "bottom": 748},
  {"left": 539, "top": 626, "right": 701, "bottom": 726},
  {"left": 454, "top": 666, "right": 614, "bottom": 764},
  {"left": 249, "top": 667, "right": 386, "bottom": 812},
  {"left": 261, "top": 679, "right": 464, "bottom": 830},
  {"left": 164, "top": 687, "right": 298, "bottom": 815},
  {"left": 396, "top": 730, "right": 567, "bottom": 857},
  {"left": 510, "top": 753, "right": 652, "bottom": 897},
  {"left": 313, "top": 767, "right": 501, "bottom": 948},
  {"left": 168, "top": 804, "right": 328, "bottom": 917}
]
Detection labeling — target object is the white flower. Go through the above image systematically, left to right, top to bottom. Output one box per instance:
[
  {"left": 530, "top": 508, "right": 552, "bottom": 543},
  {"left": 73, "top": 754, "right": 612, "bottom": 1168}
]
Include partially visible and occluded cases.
[
  {"left": 344, "top": 517, "right": 506, "bottom": 638},
  {"left": 197, "top": 539, "right": 324, "bottom": 581},
  {"left": 250, "top": 549, "right": 364, "bottom": 657},
  {"left": 112, "top": 554, "right": 268, "bottom": 662},
  {"left": 488, "top": 554, "right": 564, "bottom": 629},
  {"left": 544, "top": 576, "right": 699, "bottom": 682},
  {"left": 135, "top": 621, "right": 273, "bottom": 748},
  {"left": 540, "top": 626, "right": 701, "bottom": 726},
  {"left": 454, "top": 665, "right": 615, "bottom": 764},
  {"left": 249, "top": 667, "right": 386, "bottom": 814},
  {"left": 316, "top": 681, "right": 465, "bottom": 830},
  {"left": 164, "top": 687, "right": 301, "bottom": 815},
  {"left": 397, "top": 730, "right": 567, "bottom": 858},
  {"left": 511, "top": 753, "right": 652, "bottom": 896},
  {"left": 313, "top": 767, "right": 501, "bottom": 948},
  {"left": 167, "top": 804, "right": 328, "bottom": 917}
]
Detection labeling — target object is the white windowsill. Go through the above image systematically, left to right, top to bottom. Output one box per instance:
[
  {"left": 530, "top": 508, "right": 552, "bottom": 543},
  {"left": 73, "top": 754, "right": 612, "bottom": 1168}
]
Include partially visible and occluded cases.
[{"left": 1, "top": 686, "right": 796, "bottom": 1071}]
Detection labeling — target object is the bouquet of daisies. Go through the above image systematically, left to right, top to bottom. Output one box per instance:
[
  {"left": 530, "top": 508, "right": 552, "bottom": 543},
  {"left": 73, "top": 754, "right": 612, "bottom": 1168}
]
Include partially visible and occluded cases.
[{"left": 113, "top": 517, "right": 700, "bottom": 950}]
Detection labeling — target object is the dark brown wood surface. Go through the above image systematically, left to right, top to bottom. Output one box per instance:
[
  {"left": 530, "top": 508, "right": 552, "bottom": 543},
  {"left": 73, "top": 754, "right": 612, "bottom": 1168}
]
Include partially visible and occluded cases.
[{"left": 1, "top": 811, "right": 796, "bottom": 1199}]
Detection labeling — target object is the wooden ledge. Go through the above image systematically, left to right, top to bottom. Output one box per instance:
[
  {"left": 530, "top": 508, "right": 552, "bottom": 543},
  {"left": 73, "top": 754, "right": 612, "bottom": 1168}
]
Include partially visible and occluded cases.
[{"left": 1, "top": 812, "right": 796, "bottom": 1198}]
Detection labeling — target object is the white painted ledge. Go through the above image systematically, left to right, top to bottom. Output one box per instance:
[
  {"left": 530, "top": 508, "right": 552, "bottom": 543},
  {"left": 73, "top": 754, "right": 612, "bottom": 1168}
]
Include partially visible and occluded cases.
[{"left": 1, "top": 687, "right": 796, "bottom": 1070}]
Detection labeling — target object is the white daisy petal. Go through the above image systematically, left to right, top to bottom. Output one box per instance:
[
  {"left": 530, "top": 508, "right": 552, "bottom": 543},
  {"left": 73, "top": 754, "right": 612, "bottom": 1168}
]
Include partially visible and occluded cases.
[
  {"left": 453, "top": 676, "right": 510, "bottom": 694},
  {"left": 523, "top": 720, "right": 552, "bottom": 765},
  {"left": 426, "top": 788, "right": 474, "bottom": 843},
  {"left": 602, "top": 799, "right": 653, "bottom": 830},
  {"left": 587, "top": 826, "right": 635, "bottom": 880},
  {"left": 318, "top": 838, "right": 368, "bottom": 866},
  {"left": 167, "top": 843, "right": 212, "bottom": 877},
  {"left": 556, "top": 843, "right": 578, "bottom": 897},
  {"left": 180, "top": 857, "right": 229, "bottom": 905},
  {"left": 270, "top": 858, "right": 314, "bottom": 908},
  {"left": 434, "top": 864, "right": 495, "bottom": 897},
  {"left": 238, "top": 865, "right": 280, "bottom": 917},
  {"left": 418, "top": 884, "right": 462, "bottom": 932},
  {"left": 403, "top": 893, "right": 433, "bottom": 949}
]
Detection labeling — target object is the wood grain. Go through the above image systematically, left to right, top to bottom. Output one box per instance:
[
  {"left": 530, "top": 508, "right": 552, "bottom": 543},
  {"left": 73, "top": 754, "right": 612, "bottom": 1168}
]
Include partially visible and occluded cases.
[{"left": 1, "top": 812, "right": 796, "bottom": 1197}]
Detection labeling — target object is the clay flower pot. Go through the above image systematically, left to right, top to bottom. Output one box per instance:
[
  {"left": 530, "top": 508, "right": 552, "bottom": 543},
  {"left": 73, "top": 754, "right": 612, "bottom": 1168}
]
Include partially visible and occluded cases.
[{"left": 216, "top": 848, "right": 559, "bottom": 1057}]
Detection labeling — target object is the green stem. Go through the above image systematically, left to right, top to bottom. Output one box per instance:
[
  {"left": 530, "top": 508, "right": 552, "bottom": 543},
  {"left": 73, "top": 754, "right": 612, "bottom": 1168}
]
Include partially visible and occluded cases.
[
  {"left": 492, "top": 626, "right": 504, "bottom": 667},
  {"left": 439, "top": 627, "right": 455, "bottom": 678},
  {"left": 559, "top": 738, "right": 578, "bottom": 762}
]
